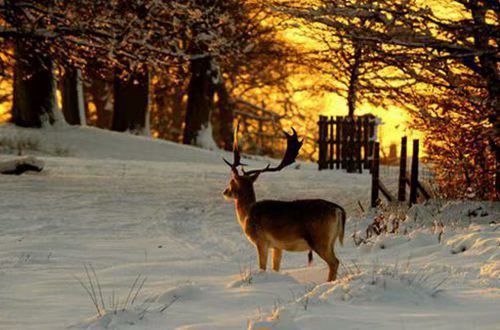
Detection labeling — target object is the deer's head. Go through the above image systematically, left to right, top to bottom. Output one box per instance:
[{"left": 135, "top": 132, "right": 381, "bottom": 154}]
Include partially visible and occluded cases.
[
  {"left": 222, "top": 123, "right": 303, "bottom": 202},
  {"left": 222, "top": 172, "right": 259, "bottom": 201}
]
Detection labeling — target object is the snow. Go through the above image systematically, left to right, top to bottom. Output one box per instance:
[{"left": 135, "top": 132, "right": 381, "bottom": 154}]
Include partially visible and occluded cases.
[
  {"left": 195, "top": 123, "right": 219, "bottom": 150},
  {"left": 0, "top": 124, "right": 498, "bottom": 330},
  {"left": 0, "top": 124, "right": 221, "bottom": 162}
]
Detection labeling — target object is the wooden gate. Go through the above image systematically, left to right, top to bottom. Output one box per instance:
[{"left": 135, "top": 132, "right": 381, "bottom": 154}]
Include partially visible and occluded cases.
[{"left": 317, "top": 115, "right": 378, "bottom": 172}]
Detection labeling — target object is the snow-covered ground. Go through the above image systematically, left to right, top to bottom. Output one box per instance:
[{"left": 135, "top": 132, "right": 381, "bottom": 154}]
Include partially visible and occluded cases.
[{"left": 0, "top": 124, "right": 498, "bottom": 330}]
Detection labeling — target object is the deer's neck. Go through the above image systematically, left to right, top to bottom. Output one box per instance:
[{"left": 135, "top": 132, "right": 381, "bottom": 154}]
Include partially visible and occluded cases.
[{"left": 234, "top": 192, "right": 256, "bottom": 227}]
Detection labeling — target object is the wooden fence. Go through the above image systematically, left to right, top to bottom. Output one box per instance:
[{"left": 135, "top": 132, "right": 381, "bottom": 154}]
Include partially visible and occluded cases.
[
  {"left": 234, "top": 99, "right": 283, "bottom": 156},
  {"left": 316, "top": 115, "right": 431, "bottom": 208},
  {"left": 317, "top": 115, "right": 378, "bottom": 172},
  {"left": 371, "top": 137, "right": 431, "bottom": 207}
]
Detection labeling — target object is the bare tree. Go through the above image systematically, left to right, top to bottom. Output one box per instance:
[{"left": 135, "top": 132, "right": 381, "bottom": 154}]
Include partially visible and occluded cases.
[
  {"left": 0, "top": 0, "right": 191, "bottom": 129},
  {"left": 181, "top": 0, "right": 298, "bottom": 149},
  {"left": 181, "top": 0, "right": 236, "bottom": 147},
  {"left": 279, "top": 0, "right": 499, "bottom": 198},
  {"left": 61, "top": 66, "right": 85, "bottom": 125},
  {"left": 112, "top": 69, "right": 150, "bottom": 134}
]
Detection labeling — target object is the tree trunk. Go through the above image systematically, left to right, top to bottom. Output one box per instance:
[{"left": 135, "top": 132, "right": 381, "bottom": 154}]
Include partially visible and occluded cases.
[
  {"left": 470, "top": 3, "right": 500, "bottom": 196},
  {"left": 12, "top": 41, "right": 56, "bottom": 127},
  {"left": 347, "top": 44, "right": 362, "bottom": 117},
  {"left": 183, "top": 57, "right": 215, "bottom": 145},
  {"left": 62, "top": 67, "right": 86, "bottom": 125},
  {"left": 112, "top": 69, "right": 150, "bottom": 134},
  {"left": 86, "top": 75, "right": 113, "bottom": 129},
  {"left": 216, "top": 80, "right": 233, "bottom": 151}
]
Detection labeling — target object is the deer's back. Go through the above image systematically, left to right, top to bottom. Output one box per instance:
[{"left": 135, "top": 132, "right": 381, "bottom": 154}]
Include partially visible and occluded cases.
[
  {"left": 246, "top": 199, "right": 344, "bottom": 248},
  {"left": 250, "top": 199, "right": 342, "bottom": 221}
]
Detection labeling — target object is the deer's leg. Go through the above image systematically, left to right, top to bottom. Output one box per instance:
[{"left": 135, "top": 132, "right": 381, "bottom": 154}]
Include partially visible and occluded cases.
[
  {"left": 256, "top": 243, "right": 269, "bottom": 271},
  {"left": 313, "top": 243, "right": 339, "bottom": 282},
  {"left": 272, "top": 248, "right": 282, "bottom": 271},
  {"left": 328, "top": 251, "right": 340, "bottom": 282}
]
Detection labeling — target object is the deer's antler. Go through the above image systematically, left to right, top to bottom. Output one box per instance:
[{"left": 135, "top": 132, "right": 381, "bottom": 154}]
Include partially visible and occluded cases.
[
  {"left": 223, "top": 122, "right": 244, "bottom": 176},
  {"left": 242, "top": 128, "right": 303, "bottom": 176}
]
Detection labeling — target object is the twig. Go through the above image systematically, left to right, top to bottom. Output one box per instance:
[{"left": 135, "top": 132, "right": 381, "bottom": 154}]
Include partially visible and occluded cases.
[
  {"left": 357, "top": 200, "right": 365, "bottom": 213},
  {"left": 83, "top": 264, "right": 99, "bottom": 311},
  {"left": 89, "top": 264, "right": 106, "bottom": 312},
  {"left": 73, "top": 273, "right": 101, "bottom": 316},
  {"left": 123, "top": 274, "right": 141, "bottom": 311},
  {"left": 131, "top": 276, "right": 148, "bottom": 306},
  {"left": 431, "top": 277, "right": 448, "bottom": 296},
  {"left": 159, "top": 295, "right": 179, "bottom": 313}
]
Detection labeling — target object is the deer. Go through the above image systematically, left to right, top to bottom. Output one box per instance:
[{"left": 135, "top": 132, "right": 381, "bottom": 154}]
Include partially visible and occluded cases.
[{"left": 222, "top": 125, "right": 346, "bottom": 282}]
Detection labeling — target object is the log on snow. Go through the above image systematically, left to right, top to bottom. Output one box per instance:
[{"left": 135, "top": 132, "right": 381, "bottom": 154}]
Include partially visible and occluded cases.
[{"left": 0, "top": 156, "right": 44, "bottom": 175}]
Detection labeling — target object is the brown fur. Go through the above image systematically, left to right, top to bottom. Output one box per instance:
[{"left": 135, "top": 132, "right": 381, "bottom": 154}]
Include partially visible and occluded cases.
[{"left": 224, "top": 174, "right": 346, "bottom": 282}]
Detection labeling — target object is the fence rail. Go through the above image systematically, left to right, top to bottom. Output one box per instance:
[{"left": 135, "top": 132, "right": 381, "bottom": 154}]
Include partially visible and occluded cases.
[
  {"left": 316, "top": 115, "right": 432, "bottom": 207},
  {"left": 317, "top": 115, "right": 378, "bottom": 172},
  {"left": 372, "top": 138, "right": 432, "bottom": 207}
]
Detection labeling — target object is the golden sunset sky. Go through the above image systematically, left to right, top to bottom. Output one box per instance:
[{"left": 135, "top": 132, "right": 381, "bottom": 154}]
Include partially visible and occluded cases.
[
  {"left": 0, "top": 3, "right": 434, "bottom": 156},
  {"left": 282, "top": 26, "right": 424, "bottom": 156}
]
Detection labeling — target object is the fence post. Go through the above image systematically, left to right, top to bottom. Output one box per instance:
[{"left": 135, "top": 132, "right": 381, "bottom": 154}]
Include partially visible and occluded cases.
[
  {"left": 318, "top": 115, "right": 327, "bottom": 170},
  {"left": 329, "top": 116, "right": 334, "bottom": 169},
  {"left": 335, "top": 116, "right": 341, "bottom": 169},
  {"left": 344, "top": 117, "right": 352, "bottom": 173},
  {"left": 349, "top": 117, "right": 356, "bottom": 173},
  {"left": 356, "top": 117, "right": 362, "bottom": 173},
  {"left": 363, "top": 117, "right": 370, "bottom": 169},
  {"left": 341, "top": 118, "right": 347, "bottom": 170},
  {"left": 368, "top": 119, "right": 375, "bottom": 173},
  {"left": 398, "top": 137, "right": 407, "bottom": 202},
  {"left": 409, "top": 139, "right": 419, "bottom": 206},
  {"left": 371, "top": 142, "right": 380, "bottom": 208},
  {"left": 496, "top": 148, "right": 500, "bottom": 197}
]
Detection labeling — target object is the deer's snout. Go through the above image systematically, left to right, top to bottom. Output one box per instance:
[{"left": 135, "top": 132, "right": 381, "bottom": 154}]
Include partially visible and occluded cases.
[{"left": 223, "top": 187, "right": 235, "bottom": 200}]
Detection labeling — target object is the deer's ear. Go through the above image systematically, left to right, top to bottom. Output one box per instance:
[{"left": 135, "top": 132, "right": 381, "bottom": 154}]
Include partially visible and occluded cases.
[{"left": 250, "top": 173, "right": 260, "bottom": 182}]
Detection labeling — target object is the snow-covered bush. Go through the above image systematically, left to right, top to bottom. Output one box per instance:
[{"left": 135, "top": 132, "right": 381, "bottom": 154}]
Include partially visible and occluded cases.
[
  {"left": 0, "top": 125, "right": 72, "bottom": 156},
  {"left": 0, "top": 134, "right": 40, "bottom": 155},
  {"left": 352, "top": 200, "right": 499, "bottom": 248},
  {"left": 299, "top": 261, "right": 447, "bottom": 307},
  {"left": 72, "top": 265, "right": 178, "bottom": 329}
]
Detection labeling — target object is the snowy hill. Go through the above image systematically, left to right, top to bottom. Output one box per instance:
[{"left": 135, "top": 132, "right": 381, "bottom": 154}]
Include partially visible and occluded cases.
[
  {"left": 0, "top": 124, "right": 498, "bottom": 330},
  {"left": 0, "top": 124, "right": 222, "bottom": 163}
]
